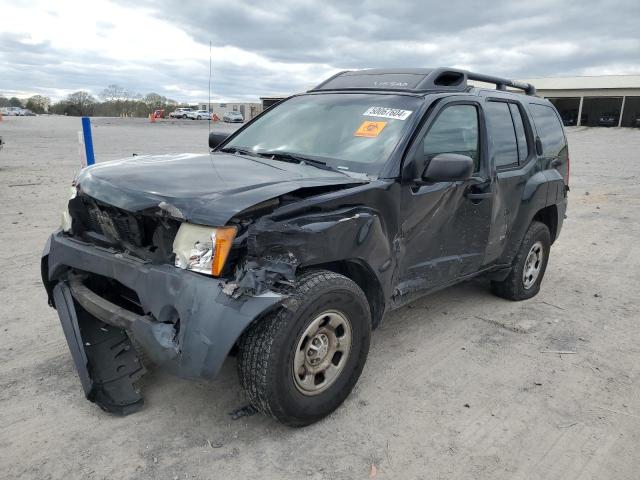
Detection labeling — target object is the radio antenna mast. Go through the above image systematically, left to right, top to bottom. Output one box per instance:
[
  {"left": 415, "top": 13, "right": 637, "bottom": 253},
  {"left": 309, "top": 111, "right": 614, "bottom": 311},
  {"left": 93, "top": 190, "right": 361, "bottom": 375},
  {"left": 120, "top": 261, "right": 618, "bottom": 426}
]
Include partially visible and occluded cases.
[{"left": 208, "top": 40, "right": 212, "bottom": 133}]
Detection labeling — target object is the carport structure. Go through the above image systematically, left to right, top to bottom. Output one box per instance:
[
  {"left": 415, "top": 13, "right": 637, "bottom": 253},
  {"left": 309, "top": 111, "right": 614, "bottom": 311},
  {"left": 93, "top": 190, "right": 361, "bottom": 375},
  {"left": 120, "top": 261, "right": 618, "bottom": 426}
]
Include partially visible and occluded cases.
[{"left": 518, "top": 75, "right": 640, "bottom": 127}]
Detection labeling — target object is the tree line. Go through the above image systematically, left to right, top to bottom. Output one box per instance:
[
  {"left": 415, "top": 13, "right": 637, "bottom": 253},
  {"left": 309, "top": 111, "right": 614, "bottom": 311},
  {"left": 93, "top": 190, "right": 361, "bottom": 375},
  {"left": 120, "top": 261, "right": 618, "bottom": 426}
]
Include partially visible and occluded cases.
[{"left": 0, "top": 85, "right": 190, "bottom": 117}]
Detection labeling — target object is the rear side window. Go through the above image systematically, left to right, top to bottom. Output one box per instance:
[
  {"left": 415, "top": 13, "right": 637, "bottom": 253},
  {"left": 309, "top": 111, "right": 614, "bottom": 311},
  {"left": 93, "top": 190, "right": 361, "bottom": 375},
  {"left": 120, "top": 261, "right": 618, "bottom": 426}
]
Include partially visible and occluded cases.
[
  {"left": 484, "top": 101, "right": 518, "bottom": 168},
  {"left": 509, "top": 103, "right": 529, "bottom": 162},
  {"left": 423, "top": 104, "right": 479, "bottom": 169},
  {"left": 530, "top": 104, "right": 566, "bottom": 157}
]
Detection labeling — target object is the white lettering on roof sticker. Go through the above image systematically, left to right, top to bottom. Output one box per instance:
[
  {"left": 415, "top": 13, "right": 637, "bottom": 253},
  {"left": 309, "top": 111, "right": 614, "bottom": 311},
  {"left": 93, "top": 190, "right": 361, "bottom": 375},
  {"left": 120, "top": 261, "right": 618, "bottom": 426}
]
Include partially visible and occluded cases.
[{"left": 363, "top": 107, "right": 413, "bottom": 121}]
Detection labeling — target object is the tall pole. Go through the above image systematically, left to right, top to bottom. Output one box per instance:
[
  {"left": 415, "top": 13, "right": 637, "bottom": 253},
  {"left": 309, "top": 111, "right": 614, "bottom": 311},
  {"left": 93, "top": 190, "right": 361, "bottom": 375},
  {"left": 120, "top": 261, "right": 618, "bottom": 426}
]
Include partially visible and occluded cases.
[{"left": 208, "top": 40, "right": 212, "bottom": 133}]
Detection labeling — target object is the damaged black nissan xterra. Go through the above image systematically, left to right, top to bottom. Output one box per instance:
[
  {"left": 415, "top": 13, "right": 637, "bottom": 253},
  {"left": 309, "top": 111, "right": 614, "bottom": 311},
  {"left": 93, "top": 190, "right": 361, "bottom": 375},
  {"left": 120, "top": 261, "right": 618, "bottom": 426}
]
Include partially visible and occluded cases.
[{"left": 42, "top": 68, "right": 569, "bottom": 426}]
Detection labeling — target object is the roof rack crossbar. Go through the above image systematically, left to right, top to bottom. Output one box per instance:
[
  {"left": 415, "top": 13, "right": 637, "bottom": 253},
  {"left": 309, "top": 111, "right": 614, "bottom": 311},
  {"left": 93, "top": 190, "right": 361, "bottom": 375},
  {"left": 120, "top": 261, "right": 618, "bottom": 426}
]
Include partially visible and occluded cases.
[
  {"left": 308, "top": 68, "right": 537, "bottom": 96},
  {"left": 466, "top": 71, "right": 536, "bottom": 96}
]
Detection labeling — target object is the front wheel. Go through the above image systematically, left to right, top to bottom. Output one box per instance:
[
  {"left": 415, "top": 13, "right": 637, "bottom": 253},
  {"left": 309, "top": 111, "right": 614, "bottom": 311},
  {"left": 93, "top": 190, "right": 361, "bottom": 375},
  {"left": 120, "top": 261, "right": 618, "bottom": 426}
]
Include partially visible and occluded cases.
[
  {"left": 491, "top": 221, "right": 551, "bottom": 300},
  {"left": 237, "top": 270, "right": 371, "bottom": 426}
]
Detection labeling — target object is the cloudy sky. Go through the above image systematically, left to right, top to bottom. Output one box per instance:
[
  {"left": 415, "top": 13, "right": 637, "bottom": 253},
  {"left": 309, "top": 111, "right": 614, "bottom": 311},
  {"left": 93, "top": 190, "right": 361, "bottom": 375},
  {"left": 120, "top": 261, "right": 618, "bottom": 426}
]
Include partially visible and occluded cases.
[{"left": 1, "top": 0, "right": 639, "bottom": 103}]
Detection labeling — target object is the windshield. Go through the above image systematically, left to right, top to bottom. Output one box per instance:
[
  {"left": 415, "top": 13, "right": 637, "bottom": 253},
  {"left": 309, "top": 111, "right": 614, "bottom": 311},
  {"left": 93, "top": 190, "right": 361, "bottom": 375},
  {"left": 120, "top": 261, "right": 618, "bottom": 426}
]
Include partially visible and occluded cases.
[{"left": 225, "top": 93, "right": 422, "bottom": 175}]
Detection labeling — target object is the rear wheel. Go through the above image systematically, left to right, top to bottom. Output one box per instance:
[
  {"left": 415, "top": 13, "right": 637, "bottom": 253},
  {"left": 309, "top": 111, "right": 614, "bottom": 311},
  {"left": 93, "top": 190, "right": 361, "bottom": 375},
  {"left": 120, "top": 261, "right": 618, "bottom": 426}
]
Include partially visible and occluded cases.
[
  {"left": 491, "top": 221, "right": 551, "bottom": 300},
  {"left": 237, "top": 270, "right": 371, "bottom": 426}
]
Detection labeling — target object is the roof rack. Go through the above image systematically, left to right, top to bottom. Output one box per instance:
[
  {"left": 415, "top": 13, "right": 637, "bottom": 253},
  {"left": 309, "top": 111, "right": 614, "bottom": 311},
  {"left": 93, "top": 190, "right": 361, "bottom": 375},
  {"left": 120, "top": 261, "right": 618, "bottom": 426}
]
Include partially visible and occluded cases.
[
  {"left": 309, "top": 68, "right": 536, "bottom": 96},
  {"left": 466, "top": 71, "right": 536, "bottom": 96}
]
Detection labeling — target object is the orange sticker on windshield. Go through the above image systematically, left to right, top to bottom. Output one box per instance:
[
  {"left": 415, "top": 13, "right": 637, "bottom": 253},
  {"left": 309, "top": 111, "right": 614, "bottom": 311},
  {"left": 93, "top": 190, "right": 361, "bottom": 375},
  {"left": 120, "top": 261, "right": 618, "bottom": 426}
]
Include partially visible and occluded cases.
[{"left": 354, "top": 120, "right": 387, "bottom": 137}]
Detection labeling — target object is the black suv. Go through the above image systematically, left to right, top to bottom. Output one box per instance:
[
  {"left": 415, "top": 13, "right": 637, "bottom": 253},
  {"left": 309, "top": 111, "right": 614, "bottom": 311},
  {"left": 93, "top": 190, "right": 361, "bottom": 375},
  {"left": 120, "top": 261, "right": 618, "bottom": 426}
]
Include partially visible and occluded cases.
[{"left": 42, "top": 68, "right": 569, "bottom": 426}]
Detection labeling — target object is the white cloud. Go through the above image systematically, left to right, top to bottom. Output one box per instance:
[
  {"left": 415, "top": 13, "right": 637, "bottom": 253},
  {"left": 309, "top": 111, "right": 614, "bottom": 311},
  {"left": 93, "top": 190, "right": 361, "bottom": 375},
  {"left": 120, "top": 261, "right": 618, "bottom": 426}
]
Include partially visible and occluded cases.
[{"left": 0, "top": 0, "right": 639, "bottom": 102}]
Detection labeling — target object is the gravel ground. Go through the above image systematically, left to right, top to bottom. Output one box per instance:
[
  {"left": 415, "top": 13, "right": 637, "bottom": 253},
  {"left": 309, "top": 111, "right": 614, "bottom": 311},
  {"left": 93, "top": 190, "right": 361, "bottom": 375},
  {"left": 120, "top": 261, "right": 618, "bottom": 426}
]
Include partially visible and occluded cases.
[{"left": 1, "top": 116, "right": 639, "bottom": 480}]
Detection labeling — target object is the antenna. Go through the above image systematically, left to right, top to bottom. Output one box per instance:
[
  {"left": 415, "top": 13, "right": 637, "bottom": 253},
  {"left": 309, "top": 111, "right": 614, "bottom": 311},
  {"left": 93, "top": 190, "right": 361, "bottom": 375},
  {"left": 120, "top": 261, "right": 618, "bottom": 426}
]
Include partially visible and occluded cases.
[{"left": 208, "top": 40, "right": 212, "bottom": 133}]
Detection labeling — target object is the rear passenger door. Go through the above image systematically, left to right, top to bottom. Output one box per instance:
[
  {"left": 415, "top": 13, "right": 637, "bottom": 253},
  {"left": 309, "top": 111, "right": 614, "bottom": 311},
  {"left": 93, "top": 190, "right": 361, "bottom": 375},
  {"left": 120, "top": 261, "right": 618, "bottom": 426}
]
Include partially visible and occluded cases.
[{"left": 482, "top": 98, "right": 535, "bottom": 264}]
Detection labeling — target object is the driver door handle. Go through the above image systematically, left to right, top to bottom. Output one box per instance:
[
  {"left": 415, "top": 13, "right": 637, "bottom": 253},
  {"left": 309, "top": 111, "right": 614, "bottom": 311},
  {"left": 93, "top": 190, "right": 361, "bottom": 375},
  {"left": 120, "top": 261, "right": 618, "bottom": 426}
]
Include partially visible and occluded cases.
[{"left": 464, "top": 181, "right": 493, "bottom": 201}]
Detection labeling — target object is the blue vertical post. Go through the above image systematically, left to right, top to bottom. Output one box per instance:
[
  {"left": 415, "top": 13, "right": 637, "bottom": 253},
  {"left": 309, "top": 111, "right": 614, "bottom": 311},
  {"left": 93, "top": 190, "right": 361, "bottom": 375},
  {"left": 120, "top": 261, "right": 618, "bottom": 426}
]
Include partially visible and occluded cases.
[{"left": 81, "top": 116, "right": 95, "bottom": 166}]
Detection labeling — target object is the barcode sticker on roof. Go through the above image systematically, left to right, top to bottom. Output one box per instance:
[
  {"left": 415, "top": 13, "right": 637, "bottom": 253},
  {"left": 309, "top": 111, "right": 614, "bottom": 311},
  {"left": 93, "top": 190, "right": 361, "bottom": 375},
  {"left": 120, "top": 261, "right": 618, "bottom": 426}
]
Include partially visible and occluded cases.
[{"left": 363, "top": 107, "right": 413, "bottom": 121}]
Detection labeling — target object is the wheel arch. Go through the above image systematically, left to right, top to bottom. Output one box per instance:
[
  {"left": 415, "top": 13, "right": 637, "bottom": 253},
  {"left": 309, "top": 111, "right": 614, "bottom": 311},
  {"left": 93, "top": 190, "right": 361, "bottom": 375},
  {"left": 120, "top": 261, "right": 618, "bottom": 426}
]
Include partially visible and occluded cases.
[
  {"left": 532, "top": 204, "right": 559, "bottom": 244},
  {"left": 299, "top": 260, "right": 385, "bottom": 329}
]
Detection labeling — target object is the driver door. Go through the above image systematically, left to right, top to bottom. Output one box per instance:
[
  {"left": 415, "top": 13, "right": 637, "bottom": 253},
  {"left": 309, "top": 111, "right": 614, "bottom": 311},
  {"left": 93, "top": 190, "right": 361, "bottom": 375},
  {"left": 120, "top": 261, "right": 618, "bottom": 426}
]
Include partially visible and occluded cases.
[{"left": 396, "top": 100, "right": 493, "bottom": 300}]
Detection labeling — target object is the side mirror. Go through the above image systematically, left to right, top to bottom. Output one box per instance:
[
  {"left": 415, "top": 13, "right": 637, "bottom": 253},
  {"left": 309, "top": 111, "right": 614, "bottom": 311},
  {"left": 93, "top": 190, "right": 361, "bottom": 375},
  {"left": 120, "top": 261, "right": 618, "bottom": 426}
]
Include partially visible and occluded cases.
[
  {"left": 209, "top": 132, "right": 228, "bottom": 150},
  {"left": 422, "top": 153, "right": 474, "bottom": 182}
]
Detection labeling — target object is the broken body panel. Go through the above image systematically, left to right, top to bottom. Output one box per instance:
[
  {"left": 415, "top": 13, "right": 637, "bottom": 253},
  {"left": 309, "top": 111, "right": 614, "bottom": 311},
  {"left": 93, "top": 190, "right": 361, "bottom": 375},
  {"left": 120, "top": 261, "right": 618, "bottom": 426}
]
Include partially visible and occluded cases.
[{"left": 42, "top": 70, "right": 568, "bottom": 414}]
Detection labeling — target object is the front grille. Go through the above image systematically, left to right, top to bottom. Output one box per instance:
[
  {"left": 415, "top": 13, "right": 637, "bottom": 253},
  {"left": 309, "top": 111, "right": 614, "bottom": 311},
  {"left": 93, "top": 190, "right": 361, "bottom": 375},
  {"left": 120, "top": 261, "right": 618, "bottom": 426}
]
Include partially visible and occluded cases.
[
  {"left": 68, "top": 194, "right": 179, "bottom": 263},
  {"left": 86, "top": 204, "right": 143, "bottom": 246}
]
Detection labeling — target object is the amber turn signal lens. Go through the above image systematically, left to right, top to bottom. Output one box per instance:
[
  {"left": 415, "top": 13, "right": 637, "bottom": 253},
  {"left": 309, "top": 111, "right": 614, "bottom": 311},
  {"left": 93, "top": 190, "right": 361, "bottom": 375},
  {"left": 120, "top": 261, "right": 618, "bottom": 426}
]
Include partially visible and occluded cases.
[{"left": 212, "top": 226, "right": 237, "bottom": 276}]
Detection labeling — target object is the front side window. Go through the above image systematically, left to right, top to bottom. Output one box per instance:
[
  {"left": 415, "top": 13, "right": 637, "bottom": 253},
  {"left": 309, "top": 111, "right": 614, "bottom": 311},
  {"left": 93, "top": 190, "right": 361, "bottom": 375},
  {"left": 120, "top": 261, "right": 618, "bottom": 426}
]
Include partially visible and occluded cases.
[
  {"left": 225, "top": 93, "right": 423, "bottom": 175},
  {"left": 485, "top": 101, "right": 518, "bottom": 168},
  {"left": 422, "top": 104, "right": 479, "bottom": 169}
]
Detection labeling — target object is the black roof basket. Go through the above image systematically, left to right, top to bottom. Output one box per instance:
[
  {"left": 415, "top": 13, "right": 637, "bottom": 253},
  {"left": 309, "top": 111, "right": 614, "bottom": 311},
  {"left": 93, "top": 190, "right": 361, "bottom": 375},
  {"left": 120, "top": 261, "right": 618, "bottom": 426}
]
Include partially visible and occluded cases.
[{"left": 310, "top": 68, "right": 536, "bottom": 96}]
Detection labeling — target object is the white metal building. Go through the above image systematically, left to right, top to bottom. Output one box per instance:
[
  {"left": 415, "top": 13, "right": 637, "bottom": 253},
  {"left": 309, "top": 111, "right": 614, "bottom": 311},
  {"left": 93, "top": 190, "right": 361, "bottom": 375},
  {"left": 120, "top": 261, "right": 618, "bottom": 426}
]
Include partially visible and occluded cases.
[
  {"left": 263, "top": 75, "right": 640, "bottom": 128},
  {"left": 518, "top": 75, "right": 640, "bottom": 127},
  {"left": 197, "top": 102, "right": 262, "bottom": 121}
]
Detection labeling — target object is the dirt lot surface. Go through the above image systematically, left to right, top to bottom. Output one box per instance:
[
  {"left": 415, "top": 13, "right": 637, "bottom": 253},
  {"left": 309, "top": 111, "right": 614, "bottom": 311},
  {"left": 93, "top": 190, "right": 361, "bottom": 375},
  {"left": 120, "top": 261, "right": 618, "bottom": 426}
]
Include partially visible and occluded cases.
[{"left": 1, "top": 116, "right": 639, "bottom": 479}]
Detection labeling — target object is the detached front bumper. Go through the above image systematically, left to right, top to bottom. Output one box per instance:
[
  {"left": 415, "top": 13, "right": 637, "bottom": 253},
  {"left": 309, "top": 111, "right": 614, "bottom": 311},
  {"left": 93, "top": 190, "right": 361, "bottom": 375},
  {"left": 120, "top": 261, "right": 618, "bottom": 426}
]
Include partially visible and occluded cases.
[{"left": 42, "top": 231, "right": 283, "bottom": 414}]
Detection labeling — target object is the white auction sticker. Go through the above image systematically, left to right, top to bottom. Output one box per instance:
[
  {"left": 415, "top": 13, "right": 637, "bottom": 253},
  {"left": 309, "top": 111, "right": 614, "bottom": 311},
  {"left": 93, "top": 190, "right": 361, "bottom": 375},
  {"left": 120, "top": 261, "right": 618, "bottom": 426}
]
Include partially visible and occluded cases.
[{"left": 363, "top": 106, "right": 413, "bottom": 121}]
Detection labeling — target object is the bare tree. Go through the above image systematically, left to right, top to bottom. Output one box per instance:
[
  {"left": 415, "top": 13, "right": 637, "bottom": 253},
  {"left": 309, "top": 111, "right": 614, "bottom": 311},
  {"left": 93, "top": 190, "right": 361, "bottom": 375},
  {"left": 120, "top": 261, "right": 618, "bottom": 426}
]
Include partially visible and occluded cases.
[
  {"left": 100, "top": 84, "right": 127, "bottom": 102},
  {"left": 66, "top": 91, "right": 96, "bottom": 115},
  {"left": 144, "top": 92, "right": 169, "bottom": 109},
  {"left": 26, "top": 95, "right": 51, "bottom": 113}
]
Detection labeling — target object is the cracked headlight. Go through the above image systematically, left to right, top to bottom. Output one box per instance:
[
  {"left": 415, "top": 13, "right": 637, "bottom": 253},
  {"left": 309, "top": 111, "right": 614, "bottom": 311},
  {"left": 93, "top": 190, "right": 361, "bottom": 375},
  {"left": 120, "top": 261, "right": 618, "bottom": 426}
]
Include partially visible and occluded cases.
[
  {"left": 60, "top": 185, "right": 77, "bottom": 232},
  {"left": 172, "top": 223, "right": 237, "bottom": 276}
]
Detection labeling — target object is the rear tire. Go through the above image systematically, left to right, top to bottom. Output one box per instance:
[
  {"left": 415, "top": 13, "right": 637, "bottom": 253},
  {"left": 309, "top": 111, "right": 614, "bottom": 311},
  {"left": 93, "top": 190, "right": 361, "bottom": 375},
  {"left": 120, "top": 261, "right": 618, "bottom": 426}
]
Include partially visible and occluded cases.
[
  {"left": 491, "top": 221, "right": 551, "bottom": 300},
  {"left": 237, "top": 270, "right": 371, "bottom": 426}
]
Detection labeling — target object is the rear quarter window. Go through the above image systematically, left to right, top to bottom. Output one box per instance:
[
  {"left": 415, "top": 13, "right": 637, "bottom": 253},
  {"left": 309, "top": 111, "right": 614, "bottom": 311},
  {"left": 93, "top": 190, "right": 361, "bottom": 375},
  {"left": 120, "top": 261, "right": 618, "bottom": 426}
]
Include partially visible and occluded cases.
[{"left": 530, "top": 104, "right": 566, "bottom": 157}]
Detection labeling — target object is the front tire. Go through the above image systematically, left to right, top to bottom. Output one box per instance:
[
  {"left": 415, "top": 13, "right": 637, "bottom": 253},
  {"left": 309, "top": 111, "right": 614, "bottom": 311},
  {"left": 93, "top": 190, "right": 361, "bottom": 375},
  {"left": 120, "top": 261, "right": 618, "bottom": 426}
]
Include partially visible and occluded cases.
[
  {"left": 491, "top": 221, "right": 551, "bottom": 300},
  {"left": 237, "top": 270, "right": 371, "bottom": 426}
]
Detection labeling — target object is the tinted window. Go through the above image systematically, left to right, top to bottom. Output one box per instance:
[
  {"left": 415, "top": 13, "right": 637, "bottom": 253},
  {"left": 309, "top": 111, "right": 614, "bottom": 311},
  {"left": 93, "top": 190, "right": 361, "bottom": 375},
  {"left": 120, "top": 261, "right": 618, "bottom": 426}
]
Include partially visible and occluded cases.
[
  {"left": 226, "top": 93, "right": 423, "bottom": 175},
  {"left": 485, "top": 101, "right": 518, "bottom": 168},
  {"left": 509, "top": 103, "right": 529, "bottom": 163},
  {"left": 423, "top": 104, "right": 479, "bottom": 169},
  {"left": 530, "top": 104, "right": 566, "bottom": 157}
]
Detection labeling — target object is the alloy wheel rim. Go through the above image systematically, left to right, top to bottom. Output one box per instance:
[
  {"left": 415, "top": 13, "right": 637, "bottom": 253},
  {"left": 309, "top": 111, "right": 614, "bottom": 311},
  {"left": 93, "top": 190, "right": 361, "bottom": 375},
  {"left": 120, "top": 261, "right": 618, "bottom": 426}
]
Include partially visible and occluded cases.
[
  {"left": 523, "top": 241, "right": 544, "bottom": 289},
  {"left": 292, "top": 310, "right": 352, "bottom": 396}
]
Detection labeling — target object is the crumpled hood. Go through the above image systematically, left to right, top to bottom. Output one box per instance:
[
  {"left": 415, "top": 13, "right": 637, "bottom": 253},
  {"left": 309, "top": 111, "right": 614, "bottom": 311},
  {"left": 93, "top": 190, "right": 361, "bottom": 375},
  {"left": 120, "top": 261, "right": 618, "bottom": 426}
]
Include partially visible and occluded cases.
[{"left": 76, "top": 152, "right": 366, "bottom": 225}]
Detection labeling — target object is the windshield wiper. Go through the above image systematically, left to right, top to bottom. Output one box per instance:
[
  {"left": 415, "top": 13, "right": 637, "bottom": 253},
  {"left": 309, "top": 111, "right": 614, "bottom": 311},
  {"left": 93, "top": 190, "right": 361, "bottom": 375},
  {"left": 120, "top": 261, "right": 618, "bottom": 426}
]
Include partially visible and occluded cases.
[
  {"left": 219, "top": 146, "right": 260, "bottom": 157},
  {"left": 259, "top": 151, "right": 346, "bottom": 175}
]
